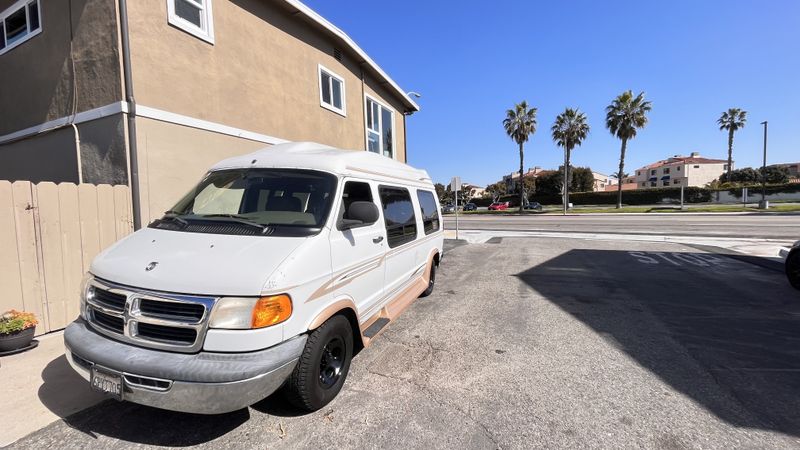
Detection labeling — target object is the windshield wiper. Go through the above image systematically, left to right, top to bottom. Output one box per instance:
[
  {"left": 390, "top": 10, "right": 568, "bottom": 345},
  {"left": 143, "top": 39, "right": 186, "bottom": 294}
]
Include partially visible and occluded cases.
[
  {"left": 160, "top": 211, "right": 188, "bottom": 227},
  {"left": 199, "top": 214, "right": 273, "bottom": 234}
]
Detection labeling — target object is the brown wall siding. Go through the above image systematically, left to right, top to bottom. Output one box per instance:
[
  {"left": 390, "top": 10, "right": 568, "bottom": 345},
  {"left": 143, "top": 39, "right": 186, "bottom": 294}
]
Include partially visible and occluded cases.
[
  {"left": 0, "top": 0, "right": 122, "bottom": 135},
  {"left": 126, "top": 0, "right": 406, "bottom": 158}
]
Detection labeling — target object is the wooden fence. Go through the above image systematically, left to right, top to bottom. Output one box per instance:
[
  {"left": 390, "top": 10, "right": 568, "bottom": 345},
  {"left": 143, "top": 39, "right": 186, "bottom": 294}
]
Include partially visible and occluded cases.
[{"left": 0, "top": 181, "right": 132, "bottom": 334}]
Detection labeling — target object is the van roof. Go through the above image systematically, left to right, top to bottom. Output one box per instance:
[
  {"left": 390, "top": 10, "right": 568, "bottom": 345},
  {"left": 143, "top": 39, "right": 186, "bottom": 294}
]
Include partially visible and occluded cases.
[{"left": 210, "top": 142, "right": 433, "bottom": 186}]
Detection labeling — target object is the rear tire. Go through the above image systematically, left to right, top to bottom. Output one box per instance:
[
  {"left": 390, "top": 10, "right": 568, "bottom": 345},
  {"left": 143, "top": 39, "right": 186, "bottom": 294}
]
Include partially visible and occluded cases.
[
  {"left": 787, "top": 250, "right": 800, "bottom": 291},
  {"left": 420, "top": 262, "right": 436, "bottom": 297},
  {"left": 284, "top": 315, "right": 353, "bottom": 411}
]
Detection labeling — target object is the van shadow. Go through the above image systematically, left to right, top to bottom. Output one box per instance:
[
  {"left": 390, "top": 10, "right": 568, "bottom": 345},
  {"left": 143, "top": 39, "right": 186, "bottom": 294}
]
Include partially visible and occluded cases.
[
  {"left": 516, "top": 249, "right": 800, "bottom": 436},
  {"left": 38, "top": 357, "right": 248, "bottom": 446}
]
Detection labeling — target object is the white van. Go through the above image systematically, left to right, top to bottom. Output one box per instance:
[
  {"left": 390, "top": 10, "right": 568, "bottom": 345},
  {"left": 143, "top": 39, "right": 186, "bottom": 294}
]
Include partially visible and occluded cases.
[{"left": 64, "top": 142, "right": 443, "bottom": 413}]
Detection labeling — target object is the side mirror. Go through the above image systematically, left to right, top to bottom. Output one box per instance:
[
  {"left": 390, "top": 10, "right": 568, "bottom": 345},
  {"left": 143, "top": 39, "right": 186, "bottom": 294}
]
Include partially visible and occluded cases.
[{"left": 340, "top": 201, "right": 380, "bottom": 230}]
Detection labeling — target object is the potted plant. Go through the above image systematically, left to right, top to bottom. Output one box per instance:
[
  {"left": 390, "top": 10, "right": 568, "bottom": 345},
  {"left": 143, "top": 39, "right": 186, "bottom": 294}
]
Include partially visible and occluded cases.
[{"left": 0, "top": 310, "right": 38, "bottom": 353}]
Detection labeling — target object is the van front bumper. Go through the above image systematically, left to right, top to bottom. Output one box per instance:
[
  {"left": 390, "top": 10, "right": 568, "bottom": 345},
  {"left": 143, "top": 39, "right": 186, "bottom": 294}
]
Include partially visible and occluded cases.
[{"left": 64, "top": 318, "right": 306, "bottom": 414}]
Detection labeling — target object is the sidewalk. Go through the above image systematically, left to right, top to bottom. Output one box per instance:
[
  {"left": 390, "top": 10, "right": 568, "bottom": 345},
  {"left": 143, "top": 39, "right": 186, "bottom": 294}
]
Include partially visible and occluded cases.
[{"left": 0, "top": 330, "right": 106, "bottom": 447}]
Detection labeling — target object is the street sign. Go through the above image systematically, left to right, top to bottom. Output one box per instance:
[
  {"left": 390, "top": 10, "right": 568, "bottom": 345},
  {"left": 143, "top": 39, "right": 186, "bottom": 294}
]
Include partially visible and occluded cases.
[{"left": 450, "top": 177, "right": 461, "bottom": 192}]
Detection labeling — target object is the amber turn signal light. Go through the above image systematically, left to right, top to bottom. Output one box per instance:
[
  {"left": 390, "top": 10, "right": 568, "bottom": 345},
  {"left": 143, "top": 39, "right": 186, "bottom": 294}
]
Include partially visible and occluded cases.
[{"left": 251, "top": 294, "right": 292, "bottom": 328}]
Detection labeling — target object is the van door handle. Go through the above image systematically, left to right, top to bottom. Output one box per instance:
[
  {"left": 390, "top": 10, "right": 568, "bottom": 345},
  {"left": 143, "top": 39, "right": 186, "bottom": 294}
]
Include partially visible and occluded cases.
[{"left": 373, "top": 236, "right": 384, "bottom": 243}]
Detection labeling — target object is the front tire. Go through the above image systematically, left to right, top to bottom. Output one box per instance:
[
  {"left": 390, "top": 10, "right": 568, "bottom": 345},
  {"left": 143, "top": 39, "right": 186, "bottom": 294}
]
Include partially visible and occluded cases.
[
  {"left": 787, "top": 250, "right": 800, "bottom": 290},
  {"left": 284, "top": 315, "right": 353, "bottom": 411}
]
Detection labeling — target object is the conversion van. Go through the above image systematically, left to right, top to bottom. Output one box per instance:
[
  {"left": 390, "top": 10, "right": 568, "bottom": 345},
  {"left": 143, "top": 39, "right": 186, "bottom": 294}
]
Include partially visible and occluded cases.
[{"left": 64, "top": 142, "right": 444, "bottom": 413}]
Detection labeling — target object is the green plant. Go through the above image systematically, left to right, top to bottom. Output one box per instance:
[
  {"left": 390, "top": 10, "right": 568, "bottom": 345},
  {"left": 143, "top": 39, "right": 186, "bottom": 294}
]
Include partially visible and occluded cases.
[
  {"left": 606, "top": 90, "right": 652, "bottom": 208},
  {"left": 503, "top": 101, "right": 538, "bottom": 214},
  {"left": 551, "top": 108, "right": 591, "bottom": 213},
  {"left": 718, "top": 108, "right": 747, "bottom": 181},
  {"left": 0, "top": 310, "right": 38, "bottom": 335}
]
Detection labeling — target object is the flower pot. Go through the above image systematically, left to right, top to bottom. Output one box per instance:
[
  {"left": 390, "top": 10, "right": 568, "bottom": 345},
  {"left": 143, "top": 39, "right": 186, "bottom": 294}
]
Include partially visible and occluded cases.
[{"left": 0, "top": 326, "right": 35, "bottom": 353}]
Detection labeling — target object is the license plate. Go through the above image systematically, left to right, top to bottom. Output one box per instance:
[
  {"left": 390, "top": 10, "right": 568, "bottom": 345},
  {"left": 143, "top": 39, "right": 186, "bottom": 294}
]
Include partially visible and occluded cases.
[{"left": 90, "top": 366, "right": 124, "bottom": 400}]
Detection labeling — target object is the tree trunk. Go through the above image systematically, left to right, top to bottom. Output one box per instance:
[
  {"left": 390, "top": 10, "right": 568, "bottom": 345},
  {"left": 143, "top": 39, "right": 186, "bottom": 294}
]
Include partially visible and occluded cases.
[
  {"left": 727, "top": 128, "right": 734, "bottom": 181},
  {"left": 616, "top": 138, "right": 627, "bottom": 209},
  {"left": 519, "top": 142, "right": 524, "bottom": 214}
]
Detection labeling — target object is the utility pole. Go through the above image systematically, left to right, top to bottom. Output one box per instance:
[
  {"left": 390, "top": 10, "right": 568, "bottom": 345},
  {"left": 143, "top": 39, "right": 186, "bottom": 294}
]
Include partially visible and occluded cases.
[{"left": 759, "top": 121, "right": 768, "bottom": 209}]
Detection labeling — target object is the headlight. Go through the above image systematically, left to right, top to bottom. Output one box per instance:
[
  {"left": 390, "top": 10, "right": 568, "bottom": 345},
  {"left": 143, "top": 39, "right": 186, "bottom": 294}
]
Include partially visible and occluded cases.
[
  {"left": 79, "top": 273, "right": 95, "bottom": 320},
  {"left": 209, "top": 294, "right": 292, "bottom": 329}
]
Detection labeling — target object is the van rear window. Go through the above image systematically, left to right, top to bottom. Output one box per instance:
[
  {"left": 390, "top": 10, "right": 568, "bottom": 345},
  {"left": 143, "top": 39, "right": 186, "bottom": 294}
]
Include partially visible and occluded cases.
[
  {"left": 378, "top": 186, "right": 417, "bottom": 248},
  {"left": 416, "top": 190, "right": 440, "bottom": 235}
]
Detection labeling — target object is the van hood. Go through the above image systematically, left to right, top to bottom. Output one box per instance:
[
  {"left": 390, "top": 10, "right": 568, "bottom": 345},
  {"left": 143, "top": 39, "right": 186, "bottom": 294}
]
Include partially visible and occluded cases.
[{"left": 90, "top": 227, "right": 307, "bottom": 296}]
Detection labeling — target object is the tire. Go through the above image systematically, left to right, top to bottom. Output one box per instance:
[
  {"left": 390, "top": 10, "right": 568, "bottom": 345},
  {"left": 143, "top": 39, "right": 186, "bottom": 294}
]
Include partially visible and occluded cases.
[
  {"left": 786, "top": 250, "right": 800, "bottom": 291},
  {"left": 419, "top": 261, "right": 436, "bottom": 297},
  {"left": 284, "top": 315, "right": 353, "bottom": 411}
]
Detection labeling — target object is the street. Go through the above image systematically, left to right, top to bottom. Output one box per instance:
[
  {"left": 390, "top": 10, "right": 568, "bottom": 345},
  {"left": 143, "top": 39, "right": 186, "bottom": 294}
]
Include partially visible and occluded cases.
[
  {"left": 444, "top": 213, "right": 800, "bottom": 240},
  {"left": 12, "top": 237, "right": 800, "bottom": 449}
]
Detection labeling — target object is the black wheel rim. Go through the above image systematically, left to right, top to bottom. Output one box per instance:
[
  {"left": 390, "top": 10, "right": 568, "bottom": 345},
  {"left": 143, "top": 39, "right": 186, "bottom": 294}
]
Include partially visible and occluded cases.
[{"left": 319, "top": 337, "right": 345, "bottom": 389}]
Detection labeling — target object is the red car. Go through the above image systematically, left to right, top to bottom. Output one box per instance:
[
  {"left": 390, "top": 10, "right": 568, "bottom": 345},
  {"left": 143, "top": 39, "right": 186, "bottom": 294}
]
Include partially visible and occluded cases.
[{"left": 488, "top": 202, "right": 510, "bottom": 210}]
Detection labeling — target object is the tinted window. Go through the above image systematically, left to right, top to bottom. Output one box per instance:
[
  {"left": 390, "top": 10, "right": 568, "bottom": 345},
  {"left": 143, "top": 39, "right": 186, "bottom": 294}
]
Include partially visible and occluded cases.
[
  {"left": 379, "top": 186, "right": 417, "bottom": 248},
  {"left": 416, "top": 190, "right": 440, "bottom": 235}
]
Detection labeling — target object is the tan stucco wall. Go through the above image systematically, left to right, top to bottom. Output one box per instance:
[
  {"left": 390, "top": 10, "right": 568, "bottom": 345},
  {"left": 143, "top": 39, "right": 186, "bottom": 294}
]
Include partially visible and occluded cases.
[
  {"left": 0, "top": 0, "right": 122, "bottom": 135},
  {"left": 126, "top": 0, "right": 406, "bottom": 160},
  {"left": 134, "top": 117, "right": 267, "bottom": 224}
]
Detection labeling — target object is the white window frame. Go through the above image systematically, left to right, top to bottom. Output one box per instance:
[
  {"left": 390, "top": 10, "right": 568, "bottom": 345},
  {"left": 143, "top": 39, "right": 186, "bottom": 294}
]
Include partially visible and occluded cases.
[
  {"left": 0, "top": 0, "right": 43, "bottom": 57},
  {"left": 166, "top": 0, "right": 214, "bottom": 45},
  {"left": 318, "top": 64, "right": 346, "bottom": 117},
  {"left": 364, "top": 94, "right": 396, "bottom": 160}
]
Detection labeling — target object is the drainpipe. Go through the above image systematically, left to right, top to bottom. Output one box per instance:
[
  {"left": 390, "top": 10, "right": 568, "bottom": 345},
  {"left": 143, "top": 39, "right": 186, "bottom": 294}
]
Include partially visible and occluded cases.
[{"left": 118, "top": 0, "right": 142, "bottom": 229}]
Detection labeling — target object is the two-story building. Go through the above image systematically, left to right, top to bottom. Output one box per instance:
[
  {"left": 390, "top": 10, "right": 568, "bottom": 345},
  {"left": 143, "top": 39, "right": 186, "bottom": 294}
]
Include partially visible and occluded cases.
[
  {"left": 0, "top": 0, "right": 419, "bottom": 227},
  {"left": 633, "top": 152, "right": 729, "bottom": 189}
]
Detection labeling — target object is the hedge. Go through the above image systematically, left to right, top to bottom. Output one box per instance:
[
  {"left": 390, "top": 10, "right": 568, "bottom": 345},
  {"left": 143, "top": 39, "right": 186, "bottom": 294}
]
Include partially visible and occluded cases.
[
  {"left": 725, "top": 183, "right": 800, "bottom": 198},
  {"left": 530, "top": 187, "right": 712, "bottom": 206}
]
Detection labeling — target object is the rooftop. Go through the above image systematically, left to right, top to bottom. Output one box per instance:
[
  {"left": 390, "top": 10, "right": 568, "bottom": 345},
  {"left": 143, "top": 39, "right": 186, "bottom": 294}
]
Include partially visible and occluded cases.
[
  {"left": 211, "top": 142, "right": 431, "bottom": 185},
  {"left": 639, "top": 153, "right": 727, "bottom": 170}
]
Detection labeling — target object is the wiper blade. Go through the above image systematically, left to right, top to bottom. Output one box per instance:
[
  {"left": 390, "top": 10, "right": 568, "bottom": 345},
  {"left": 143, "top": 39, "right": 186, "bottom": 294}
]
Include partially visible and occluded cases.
[
  {"left": 160, "top": 212, "right": 188, "bottom": 227},
  {"left": 198, "top": 214, "right": 272, "bottom": 234}
]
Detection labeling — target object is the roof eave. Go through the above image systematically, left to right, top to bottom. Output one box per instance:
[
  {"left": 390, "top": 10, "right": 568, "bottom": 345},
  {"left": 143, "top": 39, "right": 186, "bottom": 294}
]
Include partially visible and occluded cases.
[{"left": 283, "top": 0, "right": 420, "bottom": 113}]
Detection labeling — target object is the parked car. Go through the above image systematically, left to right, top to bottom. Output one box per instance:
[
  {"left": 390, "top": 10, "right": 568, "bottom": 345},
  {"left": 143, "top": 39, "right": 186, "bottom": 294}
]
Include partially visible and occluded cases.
[
  {"left": 63, "top": 142, "right": 444, "bottom": 414},
  {"left": 463, "top": 202, "right": 477, "bottom": 211},
  {"left": 488, "top": 202, "right": 509, "bottom": 211},
  {"left": 524, "top": 202, "right": 543, "bottom": 211},
  {"left": 441, "top": 203, "right": 455, "bottom": 213},
  {"left": 786, "top": 240, "right": 800, "bottom": 290}
]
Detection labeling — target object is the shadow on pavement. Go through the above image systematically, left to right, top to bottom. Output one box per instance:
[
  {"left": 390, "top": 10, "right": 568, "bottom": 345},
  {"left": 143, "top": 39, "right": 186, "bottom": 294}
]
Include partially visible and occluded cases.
[
  {"left": 516, "top": 249, "right": 800, "bottom": 436},
  {"left": 59, "top": 400, "right": 249, "bottom": 447}
]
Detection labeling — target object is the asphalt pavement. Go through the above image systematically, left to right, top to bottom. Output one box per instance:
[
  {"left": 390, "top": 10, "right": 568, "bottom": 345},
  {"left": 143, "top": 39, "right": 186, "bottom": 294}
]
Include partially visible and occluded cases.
[
  {"left": 444, "top": 213, "right": 800, "bottom": 240},
  {"left": 10, "top": 238, "right": 800, "bottom": 449}
]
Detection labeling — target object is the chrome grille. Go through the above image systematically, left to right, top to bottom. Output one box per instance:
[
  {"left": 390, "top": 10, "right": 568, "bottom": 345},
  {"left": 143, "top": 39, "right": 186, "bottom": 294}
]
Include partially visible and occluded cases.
[{"left": 85, "top": 278, "right": 216, "bottom": 353}]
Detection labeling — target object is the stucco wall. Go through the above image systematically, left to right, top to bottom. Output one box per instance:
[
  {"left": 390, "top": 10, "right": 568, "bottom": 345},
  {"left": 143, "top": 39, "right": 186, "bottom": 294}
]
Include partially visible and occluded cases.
[
  {"left": 0, "top": 0, "right": 122, "bottom": 135},
  {"left": 125, "top": 0, "right": 406, "bottom": 160},
  {"left": 134, "top": 117, "right": 267, "bottom": 224},
  {"left": 0, "top": 128, "right": 79, "bottom": 183}
]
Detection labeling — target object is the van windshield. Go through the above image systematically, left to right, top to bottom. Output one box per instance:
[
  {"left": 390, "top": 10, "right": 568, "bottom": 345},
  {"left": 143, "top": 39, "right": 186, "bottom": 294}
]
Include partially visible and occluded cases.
[{"left": 150, "top": 169, "right": 338, "bottom": 237}]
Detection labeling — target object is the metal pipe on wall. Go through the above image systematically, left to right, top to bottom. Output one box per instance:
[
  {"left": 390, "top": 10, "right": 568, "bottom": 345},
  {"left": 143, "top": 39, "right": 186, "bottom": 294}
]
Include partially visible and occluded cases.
[{"left": 118, "top": 0, "right": 142, "bottom": 229}]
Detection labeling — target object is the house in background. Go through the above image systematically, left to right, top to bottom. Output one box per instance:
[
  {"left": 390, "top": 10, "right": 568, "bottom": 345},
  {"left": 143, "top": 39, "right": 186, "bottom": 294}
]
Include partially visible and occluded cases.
[
  {"left": 0, "top": 0, "right": 419, "bottom": 226},
  {"left": 633, "top": 152, "right": 729, "bottom": 189},
  {"left": 503, "top": 166, "right": 545, "bottom": 193},
  {"left": 591, "top": 171, "right": 611, "bottom": 192},
  {"left": 604, "top": 175, "right": 637, "bottom": 191},
  {"left": 460, "top": 183, "right": 485, "bottom": 199}
]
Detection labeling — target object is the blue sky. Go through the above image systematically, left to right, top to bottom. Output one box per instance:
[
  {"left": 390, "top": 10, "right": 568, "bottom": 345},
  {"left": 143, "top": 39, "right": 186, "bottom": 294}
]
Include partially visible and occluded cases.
[{"left": 304, "top": 0, "right": 800, "bottom": 187}]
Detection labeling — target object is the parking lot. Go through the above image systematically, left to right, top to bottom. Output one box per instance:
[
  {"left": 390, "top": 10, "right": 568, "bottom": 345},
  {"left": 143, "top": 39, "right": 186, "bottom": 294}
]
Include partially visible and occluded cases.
[{"left": 11, "top": 237, "right": 800, "bottom": 449}]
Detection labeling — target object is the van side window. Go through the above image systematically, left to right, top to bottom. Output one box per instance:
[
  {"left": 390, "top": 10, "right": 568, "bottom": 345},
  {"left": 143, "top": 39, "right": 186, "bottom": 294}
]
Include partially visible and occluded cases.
[
  {"left": 339, "top": 181, "right": 374, "bottom": 227},
  {"left": 378, "top": 186, "right": 417, "bottom": 248},
  {"left": 416, "top": 190, "right": 440, "bottom": 234}
]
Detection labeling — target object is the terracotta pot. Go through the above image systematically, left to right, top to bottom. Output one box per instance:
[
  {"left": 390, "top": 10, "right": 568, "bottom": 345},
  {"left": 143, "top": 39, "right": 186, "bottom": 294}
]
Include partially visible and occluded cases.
[{"left": 0, "top": 326, "right": 35, "bottom": 352}]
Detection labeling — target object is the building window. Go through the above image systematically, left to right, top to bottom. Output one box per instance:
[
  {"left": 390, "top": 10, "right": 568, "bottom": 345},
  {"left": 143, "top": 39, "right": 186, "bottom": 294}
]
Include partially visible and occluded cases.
[
  {"left": 0, "top": 0, "right": 42, "bottom": 56},
  {"left": 167, "top": 0, "right": 214, "bottom": 44},
  {"left": 318, "top": 65, "right": 346, "bottom": 116},
  {"left": 365, "top": 95, "right": 395, "bottom": 159},
  {"left": 723, "top": 164, "right": 728, "bottom": 170},
  {"left": 693, "top": 165, "right": 700, "bottom": 169},
  {"left": 677, "top": 166, "right": 681, "bottom": 171},
  {"left": 663, "top": 167, "right": 670, "bottom": 174},
  {"left": 650, "top": 169, "right": 656, "bottom": 176},
  {"left": 637, "top": 171, "right": 641, "bottom": 176},
  {"left": 673, "top": 179, "right": 681, "bottom": 185},
  {"left": 641, "top": 182, "right": 646, "bottom": 187},
  {"left": 650, "top": 182, "right": 657, "bottom": 187},
  {"left": 379, "top": 186, "right": 417, "bottom": 247},
  {"left": 416, "top": 190, "right": 440, "bottom": 235}
]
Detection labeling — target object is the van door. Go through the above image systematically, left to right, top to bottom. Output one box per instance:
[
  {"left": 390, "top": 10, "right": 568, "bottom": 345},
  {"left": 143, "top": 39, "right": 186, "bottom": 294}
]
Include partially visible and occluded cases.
[
  {"left": 329, "top": 180, "right": 386, "bottom": 315},
  {"left": 378, "top": 186, "right": 421, "bottom": 297}
]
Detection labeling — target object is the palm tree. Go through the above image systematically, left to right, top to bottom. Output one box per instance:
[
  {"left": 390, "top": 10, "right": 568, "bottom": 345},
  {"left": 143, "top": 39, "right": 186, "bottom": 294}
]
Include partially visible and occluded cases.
[
  {"left": 605, "top": 90, "right": 652, "bottom": 208},
  {"left": 503, "top": 101, "right": 538, "bottom": 213},
  {"left": 551, "top": 108, "right": 590, "bottom": 215},
  {"left": 717, "top": 108, "right": 747, "bottom": 181}
]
